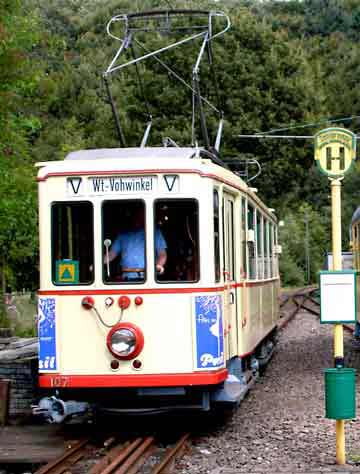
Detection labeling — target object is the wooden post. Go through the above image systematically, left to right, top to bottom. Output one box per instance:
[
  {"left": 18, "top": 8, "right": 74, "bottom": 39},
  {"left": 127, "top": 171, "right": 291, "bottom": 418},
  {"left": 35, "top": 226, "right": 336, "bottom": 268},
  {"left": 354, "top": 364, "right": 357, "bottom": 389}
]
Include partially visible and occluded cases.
[{"left": 0, "top": 379, "right": 10, "bottom": 426}]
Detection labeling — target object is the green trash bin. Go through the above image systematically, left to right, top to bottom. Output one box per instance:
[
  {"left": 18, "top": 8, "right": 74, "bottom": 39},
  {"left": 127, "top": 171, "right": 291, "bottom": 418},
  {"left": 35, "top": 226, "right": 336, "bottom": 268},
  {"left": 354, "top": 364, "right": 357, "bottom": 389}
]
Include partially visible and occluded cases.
[{"left": 324, "top": 368, "right": 356, "bottom": 420}]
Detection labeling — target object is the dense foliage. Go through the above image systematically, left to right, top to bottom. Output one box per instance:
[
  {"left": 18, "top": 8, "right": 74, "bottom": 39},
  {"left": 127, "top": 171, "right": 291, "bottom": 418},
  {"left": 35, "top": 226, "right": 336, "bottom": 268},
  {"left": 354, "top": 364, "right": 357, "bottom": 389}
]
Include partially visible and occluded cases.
[{"left": 2, "top": 0, "right": 360, "bottom": 289}]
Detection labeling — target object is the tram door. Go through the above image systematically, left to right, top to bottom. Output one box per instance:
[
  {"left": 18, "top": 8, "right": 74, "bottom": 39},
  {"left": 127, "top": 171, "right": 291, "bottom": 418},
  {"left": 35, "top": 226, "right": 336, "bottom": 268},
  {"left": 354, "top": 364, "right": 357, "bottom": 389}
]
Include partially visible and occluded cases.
[{"left": 222, "top": 193, "right": 238, "bottom": 359}]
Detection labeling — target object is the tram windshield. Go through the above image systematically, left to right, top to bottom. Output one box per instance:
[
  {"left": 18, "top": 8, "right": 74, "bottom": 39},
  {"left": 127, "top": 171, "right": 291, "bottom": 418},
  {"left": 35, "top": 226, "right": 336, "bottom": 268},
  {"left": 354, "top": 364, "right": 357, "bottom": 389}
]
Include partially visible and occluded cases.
[
  {"left": 155, "top": 199, "right": 199, "bottom": 283},
  {"left": 102, "top": 200, "right": 146, "bottom": 283},
  {"left": 51, "top": 202, "right": 94, "bottom": 285}
]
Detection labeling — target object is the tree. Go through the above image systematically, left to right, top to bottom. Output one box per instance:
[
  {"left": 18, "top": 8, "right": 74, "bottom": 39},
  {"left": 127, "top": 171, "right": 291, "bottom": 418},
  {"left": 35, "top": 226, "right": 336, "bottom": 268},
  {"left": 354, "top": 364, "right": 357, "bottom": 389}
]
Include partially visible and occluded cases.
[
  {"left": 0, "top": 0, "right": 41, "bottom": 291},
  {"left": 279, "top": 204, "right": 329, "bottom": 286}
]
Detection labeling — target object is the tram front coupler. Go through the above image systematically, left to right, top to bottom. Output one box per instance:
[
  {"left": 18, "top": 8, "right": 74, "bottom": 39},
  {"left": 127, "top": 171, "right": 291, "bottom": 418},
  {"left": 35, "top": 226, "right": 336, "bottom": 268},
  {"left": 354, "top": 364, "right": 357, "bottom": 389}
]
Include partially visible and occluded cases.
[{"left": 32, "top": 396, "right": 90, "bottom": 423}]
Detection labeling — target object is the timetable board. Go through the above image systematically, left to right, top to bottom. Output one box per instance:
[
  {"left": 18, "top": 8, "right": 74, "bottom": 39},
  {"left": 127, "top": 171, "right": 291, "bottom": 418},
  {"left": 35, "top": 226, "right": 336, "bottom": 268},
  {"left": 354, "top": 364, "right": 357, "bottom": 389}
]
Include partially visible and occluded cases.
[{"left": 319, "top": 271, "right": 356, "bottom": 324}]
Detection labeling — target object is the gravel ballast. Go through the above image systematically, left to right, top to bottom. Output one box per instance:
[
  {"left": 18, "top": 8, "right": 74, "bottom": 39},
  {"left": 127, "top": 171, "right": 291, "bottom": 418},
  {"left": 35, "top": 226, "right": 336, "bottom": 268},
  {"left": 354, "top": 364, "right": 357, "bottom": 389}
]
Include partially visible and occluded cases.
[{"left": 181, "top": 309, "right": 360, "bottom": 473}]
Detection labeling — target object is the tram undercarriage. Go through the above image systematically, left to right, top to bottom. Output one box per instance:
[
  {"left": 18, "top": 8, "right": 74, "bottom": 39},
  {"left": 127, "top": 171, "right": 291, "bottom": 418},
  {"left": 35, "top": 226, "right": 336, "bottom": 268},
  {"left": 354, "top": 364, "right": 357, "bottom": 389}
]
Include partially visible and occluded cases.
[{"left": 34, "top": 329, "right": 277, "bottom": 423}]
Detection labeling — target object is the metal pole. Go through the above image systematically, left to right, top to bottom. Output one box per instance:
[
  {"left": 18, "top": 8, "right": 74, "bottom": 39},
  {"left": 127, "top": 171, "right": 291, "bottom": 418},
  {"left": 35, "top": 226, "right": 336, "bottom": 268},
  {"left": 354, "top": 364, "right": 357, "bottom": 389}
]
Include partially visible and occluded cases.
[
  {"left": 107, "top": 31, "right": 207, "bottom": 74},
  {"left": 193, "top": 74, "right": 210, "bottom": 150},
  {"left": 103, "top": 75, "right": 126, "bottom": 147},
  {"left": 331, "top": 178, "right": 345, "bottom": 465},
  {"left": 304, "top": 209, "right": 310, "bottom": 284}
]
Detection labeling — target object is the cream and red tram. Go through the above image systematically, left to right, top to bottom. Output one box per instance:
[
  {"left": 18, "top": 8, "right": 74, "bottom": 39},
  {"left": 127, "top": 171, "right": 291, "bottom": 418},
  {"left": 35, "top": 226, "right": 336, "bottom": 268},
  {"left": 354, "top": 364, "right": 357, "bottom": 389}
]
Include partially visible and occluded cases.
[{"left": 34, "top": 147, "right": 280, "bottom": 421}]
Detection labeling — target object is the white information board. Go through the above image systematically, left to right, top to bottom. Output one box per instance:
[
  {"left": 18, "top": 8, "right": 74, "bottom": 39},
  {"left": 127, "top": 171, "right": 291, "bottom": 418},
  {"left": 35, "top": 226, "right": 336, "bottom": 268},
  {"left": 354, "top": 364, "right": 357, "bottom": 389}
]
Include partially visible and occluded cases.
[{"left": 320, "top": 271, "right": 356, "bottom": 323}]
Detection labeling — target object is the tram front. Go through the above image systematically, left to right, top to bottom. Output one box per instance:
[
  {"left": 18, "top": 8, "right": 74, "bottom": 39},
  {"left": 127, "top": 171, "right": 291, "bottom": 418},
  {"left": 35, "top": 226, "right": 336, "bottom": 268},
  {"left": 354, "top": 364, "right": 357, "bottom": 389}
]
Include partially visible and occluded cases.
[{"left": 34, "top": 148, "right": 228, "bottom": 421}]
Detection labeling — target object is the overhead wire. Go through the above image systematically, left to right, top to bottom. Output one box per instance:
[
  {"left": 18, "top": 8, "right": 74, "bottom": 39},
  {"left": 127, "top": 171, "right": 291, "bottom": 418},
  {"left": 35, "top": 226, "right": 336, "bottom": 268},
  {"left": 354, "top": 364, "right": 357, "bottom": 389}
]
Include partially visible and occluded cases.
[{"left": 255, "top": 115, "right": 360, "bottom": 136}]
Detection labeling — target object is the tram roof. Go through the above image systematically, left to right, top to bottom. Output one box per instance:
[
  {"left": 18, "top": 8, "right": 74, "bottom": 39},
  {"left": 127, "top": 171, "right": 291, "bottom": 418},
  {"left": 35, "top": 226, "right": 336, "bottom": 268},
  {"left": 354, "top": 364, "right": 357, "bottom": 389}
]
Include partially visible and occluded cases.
[
  {"left": 36, "top": 146, "right": 229, "bottom": 181},
  {"left": 36, "top": 147, "right": 277, "bottom": 220},
  {"left": 63, "top": 147, "right": 202, "bottom": 161}
]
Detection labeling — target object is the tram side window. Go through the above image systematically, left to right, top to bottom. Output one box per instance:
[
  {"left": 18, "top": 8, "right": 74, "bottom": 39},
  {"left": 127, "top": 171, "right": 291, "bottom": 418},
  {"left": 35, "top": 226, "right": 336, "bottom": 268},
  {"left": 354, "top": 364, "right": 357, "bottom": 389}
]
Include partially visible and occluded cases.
[
  {"left": 214, "top": 190, "right": 221, "bottom": 282},
  {"left": 241, "top": 197, "right": 247, "bottom": 279},
  {"left": 155, "top": 199, "right": 199, "bottom": 283},
  {"left": 224, "top": 199, "right": 236, "bottom": 281},
  {"left": 102, "top": 200, "right": 146, "bottom": 283},
  {"left": 52, "top": 202, "right": 94, "bottom": 285},
  {"left": 248, "top": 204, "right": 256, "bottom": 279},
  {"left": 257, "top": 211, "right": 264, "bottom": 279},
  {"left": 264, "top": 220, "right": 269, "bottom": 278},
  {"left": 269, "top": 223, "right": 274, "bottom": 278}
]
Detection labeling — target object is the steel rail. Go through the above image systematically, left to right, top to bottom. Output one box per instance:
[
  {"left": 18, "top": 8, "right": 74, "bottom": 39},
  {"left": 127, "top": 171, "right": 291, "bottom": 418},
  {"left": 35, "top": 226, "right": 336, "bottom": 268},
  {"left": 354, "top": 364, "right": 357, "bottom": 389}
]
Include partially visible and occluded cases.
[
  {"left": 278, "top": 287, "right": 319, "bottom": 329},
  {"left": 281, "top": 288, "right": 356, "bottom": 337},
  {"left": 300, "top": 301, "right": 321, "bottom": 316},
  {"left": 33, "top": 432, "right": 191, "bottom": 474},
  {"left": 152, "top": 433, "right": 190, "bottom": 474},
  {"left": 112, "top": 437, "right": 154, "bottom": 474},
  {"left": 34, "top": 438, "right": 89, "bottom": 474},
  {"left": 99, "top": 438, "right": 144, "bottom": 474},
  {"left": 89, "top": 442, "right": 131, "bottom": 474},
  {"left": 123, "top": 444, "right": 155, "bottom": 474}
]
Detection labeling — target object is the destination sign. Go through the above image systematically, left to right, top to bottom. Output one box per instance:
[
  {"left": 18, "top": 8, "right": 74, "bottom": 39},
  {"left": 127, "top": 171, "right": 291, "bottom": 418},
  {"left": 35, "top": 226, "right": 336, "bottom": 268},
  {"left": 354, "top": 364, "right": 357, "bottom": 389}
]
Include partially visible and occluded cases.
[{"left": 87, "top": 176, "right": 157, "bottom": 195}]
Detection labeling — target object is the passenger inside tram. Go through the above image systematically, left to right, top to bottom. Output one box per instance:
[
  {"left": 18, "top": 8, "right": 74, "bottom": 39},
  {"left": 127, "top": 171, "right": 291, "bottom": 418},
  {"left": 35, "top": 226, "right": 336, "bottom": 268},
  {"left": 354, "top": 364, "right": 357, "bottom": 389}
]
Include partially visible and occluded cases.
[
  {"left": 103, "top": 199, "right": 199, "bottom": 283},
  {"left": 105, "top": 204, "right": 167, "bottom": 282}
]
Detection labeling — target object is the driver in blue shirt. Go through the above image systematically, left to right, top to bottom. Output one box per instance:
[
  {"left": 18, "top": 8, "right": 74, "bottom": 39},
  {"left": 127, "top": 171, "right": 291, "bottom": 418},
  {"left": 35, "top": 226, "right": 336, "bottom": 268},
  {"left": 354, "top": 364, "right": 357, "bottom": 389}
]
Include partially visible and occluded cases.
[{"left": 106, "top": 211, "right": 167, "bottom": 281}]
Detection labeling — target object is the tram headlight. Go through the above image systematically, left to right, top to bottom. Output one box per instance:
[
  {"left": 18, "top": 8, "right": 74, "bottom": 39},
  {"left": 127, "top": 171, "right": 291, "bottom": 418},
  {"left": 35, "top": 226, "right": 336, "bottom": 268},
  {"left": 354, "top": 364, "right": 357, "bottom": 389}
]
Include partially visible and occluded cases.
[
  {"left": 106, "top": 323, "right": 144, "bottom": 360},
  {"left": 110, "top": 329, "right": 135, "bottom": 356}
]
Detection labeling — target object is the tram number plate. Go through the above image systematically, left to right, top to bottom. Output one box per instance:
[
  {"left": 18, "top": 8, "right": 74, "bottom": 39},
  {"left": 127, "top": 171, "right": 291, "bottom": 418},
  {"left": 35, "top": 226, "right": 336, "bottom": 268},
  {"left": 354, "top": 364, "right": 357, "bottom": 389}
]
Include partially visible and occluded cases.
[{"left": 50, "top": 376, "right": 70, "bottom": 388}]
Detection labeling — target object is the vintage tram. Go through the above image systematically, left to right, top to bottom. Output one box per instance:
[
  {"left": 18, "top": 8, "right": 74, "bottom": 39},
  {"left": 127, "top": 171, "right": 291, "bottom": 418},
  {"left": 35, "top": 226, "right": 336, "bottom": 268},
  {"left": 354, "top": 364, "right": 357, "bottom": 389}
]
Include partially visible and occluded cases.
[
  {"left": 32, "top": 9, "right": 281, "bottom": 422},
  {"left": 33, "top": 146, "right": 280, "bottom": 422}
]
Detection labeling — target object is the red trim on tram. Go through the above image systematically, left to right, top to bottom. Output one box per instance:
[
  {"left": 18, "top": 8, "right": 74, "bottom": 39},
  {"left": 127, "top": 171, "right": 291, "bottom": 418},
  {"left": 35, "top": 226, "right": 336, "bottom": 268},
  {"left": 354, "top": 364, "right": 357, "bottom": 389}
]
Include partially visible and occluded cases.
[
  {"left": 37, "top": 169, "right": 204, "bottom": 182},
  {"left": 37, "top": 279, "right": 279, "bottom": 296},
  {"left": 38, "top": 286, "right": 225, "bottom": 296},
  {"left": 38, "top": 369, "right": 228, "bottom": 388}
]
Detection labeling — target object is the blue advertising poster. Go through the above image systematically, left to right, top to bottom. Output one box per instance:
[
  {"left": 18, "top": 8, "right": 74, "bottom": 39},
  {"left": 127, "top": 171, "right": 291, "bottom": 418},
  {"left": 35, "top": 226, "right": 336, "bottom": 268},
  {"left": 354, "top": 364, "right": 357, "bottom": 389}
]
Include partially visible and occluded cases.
[
  {"left": 195, "top": 295, "right": 224, "bottom": 369},
  {"left": 38, "top": 298, "right": 57, "bottom": 371}
]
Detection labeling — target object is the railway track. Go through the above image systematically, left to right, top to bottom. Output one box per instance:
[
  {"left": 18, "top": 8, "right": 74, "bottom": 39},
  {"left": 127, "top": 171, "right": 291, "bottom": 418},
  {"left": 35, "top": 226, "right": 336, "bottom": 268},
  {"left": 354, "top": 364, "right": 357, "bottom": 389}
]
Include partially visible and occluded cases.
[
  {"left": 279, "top": 286, "right": 318, "bottom": 328},
  {"left": 280, "top": 286, "right": 354, "bottom": 335},
  {"left": 27, "top": 288, "right": 357, "bottom": 474},
  {"left": 33, "top": 433, "right": 190, "bottom": 474}
]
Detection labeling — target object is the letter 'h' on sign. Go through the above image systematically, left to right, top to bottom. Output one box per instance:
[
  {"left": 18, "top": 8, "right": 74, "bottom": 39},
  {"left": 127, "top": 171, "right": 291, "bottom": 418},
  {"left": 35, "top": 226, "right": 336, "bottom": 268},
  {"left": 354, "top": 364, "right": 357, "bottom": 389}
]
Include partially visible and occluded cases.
[
  {"left": 314, "top": 127, "right": 356, "bottom": 178},
  {"left": 326, "top": 147, "right": 345, "bottom": 172}
]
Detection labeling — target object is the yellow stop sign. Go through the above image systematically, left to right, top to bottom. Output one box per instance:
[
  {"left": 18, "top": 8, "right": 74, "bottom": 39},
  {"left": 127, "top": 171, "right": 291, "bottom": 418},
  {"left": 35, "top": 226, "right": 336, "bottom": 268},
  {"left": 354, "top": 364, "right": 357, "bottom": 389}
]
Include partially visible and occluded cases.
[{"left": 314, "top": 127, "right": 356, "bottom": 178}]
